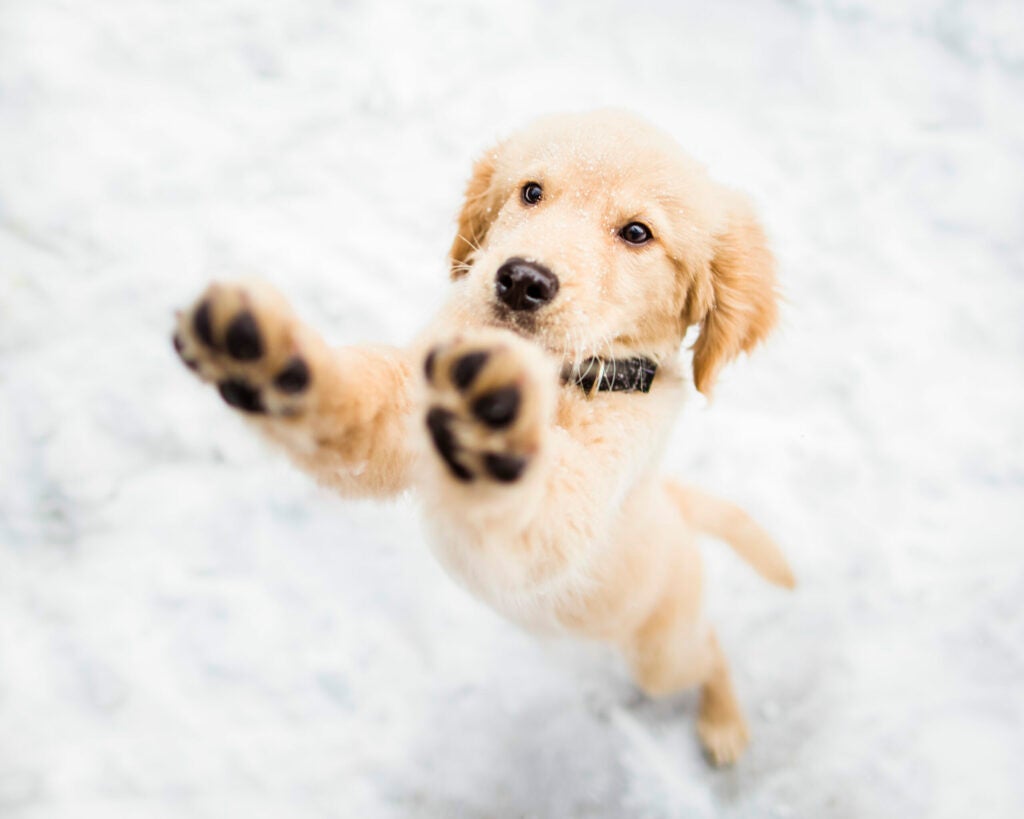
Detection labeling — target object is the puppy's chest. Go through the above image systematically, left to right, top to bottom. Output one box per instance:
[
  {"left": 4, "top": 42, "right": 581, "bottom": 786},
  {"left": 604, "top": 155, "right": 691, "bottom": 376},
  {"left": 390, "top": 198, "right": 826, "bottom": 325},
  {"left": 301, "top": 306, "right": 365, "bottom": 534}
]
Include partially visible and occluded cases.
[{"left": 426, "top": 519, "right": 598, "bottom": 633}]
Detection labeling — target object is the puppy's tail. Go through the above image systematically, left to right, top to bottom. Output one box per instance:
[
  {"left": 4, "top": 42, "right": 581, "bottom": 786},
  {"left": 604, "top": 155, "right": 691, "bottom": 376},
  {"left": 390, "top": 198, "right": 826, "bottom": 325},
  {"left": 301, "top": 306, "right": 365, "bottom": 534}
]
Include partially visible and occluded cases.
[{"left": 665, "top": 480, "right": 795, "bottom": 589}]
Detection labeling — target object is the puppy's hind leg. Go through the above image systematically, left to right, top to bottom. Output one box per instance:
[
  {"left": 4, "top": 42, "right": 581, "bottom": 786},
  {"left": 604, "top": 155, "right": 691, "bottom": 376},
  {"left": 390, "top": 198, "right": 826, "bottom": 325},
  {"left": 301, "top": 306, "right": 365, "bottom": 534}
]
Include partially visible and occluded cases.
[
  {"left": 626, "top": 600, "right": 749, "bottom": 766},
  {"left": 696, "top": 631, "right": 749, "bottom": 766}
]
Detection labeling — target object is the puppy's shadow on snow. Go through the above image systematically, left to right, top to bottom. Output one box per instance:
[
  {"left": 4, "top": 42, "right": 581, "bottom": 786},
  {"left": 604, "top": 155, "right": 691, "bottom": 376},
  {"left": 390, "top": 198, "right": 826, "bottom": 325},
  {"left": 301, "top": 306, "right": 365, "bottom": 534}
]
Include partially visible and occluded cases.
[
  {"left": 389, "top": 668, "right": 743, "bottom": 819},
  {"left": 391, "top": 683, "right": 631, "bottom": 818}
]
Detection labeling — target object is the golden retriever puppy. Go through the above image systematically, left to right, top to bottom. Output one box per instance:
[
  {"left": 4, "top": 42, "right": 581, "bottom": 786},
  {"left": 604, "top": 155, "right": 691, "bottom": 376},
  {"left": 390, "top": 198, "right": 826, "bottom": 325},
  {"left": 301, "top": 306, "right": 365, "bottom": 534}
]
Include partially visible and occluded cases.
[{"left": 172, "top": 110, "right": 793, "bottom": 765}]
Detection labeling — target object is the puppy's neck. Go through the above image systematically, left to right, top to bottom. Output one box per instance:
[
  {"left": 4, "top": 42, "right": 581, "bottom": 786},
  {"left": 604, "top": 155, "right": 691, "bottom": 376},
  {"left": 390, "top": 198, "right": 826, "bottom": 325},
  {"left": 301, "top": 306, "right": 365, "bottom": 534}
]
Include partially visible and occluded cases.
[{"left": 561, "top": 356, "right": 658, "bottom": 396}]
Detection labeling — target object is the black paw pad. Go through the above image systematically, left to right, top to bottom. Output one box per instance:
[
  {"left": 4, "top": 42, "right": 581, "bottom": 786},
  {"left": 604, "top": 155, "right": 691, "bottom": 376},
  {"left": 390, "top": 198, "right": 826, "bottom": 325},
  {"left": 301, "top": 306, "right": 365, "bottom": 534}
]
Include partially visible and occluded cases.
[
  {"left": 193, "top": 301, "right": 215, "bottom": 347},
  {"left": 225, "top": 311, "right": 263, "bottom": 361},
  {"left": 423, "top": 348, "right": 438, "bottom": 382},
  {"left": 451, "top": 351, "right": 489, "bottom": 390},
  {"left": 274, "top": 356, "right": 310, "bottom": 394},
  {"left": 218, "top": 378, "right": 266, "bottom": 414},
  {"left": 472, "top": 386, "right": 520, "bottom": 428},
  {"left": 426, "top": 407, "right": 473, "bottom": 482},
  {"left": 484, "top": 452, "right": 527, "bottom": 482}
]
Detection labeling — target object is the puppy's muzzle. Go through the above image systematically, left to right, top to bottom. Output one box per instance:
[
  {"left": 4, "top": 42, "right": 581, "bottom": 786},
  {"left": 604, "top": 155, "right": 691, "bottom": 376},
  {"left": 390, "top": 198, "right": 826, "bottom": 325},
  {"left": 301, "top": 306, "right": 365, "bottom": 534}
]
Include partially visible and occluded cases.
[{"left": 495, "top": 258, "right": 559, "bottom": 312}]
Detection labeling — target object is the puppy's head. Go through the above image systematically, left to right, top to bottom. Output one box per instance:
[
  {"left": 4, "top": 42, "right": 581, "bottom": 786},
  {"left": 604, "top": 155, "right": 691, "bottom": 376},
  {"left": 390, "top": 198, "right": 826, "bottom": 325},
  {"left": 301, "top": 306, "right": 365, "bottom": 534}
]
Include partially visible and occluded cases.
[{"left": 448, "top": 110, "right": 777, "bottom": 395}]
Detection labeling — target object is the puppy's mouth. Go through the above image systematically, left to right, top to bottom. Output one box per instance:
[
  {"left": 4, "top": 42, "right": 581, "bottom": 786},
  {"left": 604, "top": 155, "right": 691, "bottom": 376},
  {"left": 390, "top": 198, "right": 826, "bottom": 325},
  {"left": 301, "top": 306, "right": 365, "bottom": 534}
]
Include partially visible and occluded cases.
[
  {"left": 489, "top": 302, "right": 571, "bottom": 363},
  {"left": 490, "top": 303, "right": 539, "bottom": 336}
]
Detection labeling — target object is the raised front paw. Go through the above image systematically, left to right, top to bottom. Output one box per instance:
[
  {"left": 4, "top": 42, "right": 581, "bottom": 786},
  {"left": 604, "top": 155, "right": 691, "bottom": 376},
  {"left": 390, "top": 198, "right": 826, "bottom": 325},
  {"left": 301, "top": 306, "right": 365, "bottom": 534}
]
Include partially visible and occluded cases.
[
  {"left": 173, "top": 281, "right": 315, "bottom": 416},
  {"left": 423, "top": 330, "right": 555, "bottom": 484}
]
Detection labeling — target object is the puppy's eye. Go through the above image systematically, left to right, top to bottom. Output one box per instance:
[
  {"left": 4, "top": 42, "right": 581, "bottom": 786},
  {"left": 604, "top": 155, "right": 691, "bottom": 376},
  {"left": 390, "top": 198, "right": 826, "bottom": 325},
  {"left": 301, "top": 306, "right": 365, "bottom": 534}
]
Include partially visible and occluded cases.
[
  {"left": 521, "top": 182, "right": 543, "bottom": 205},
  {"left": 619, "top": 222, "right": 653, "bottom": 245}
]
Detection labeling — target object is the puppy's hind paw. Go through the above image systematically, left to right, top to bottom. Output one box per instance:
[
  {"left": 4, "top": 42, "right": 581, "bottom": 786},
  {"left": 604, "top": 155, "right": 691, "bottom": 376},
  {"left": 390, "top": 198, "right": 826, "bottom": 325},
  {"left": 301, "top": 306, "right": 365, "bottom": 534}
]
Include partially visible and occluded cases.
[
  {"left": 173, "top": 281, "right": 316, "bottom": 418},
  {"left": 422, "top": 330, "right": 556, "bottom": 484},
  {"left": 697, "top": 714, "right": 750, "bottom": 767}
]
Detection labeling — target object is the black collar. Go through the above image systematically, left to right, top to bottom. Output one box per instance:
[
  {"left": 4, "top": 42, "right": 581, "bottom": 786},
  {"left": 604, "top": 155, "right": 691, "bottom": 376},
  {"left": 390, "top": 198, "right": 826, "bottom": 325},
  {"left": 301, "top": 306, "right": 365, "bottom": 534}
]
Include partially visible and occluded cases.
[{"left": 562, "top": 356, "right": 658, "bottom": 396}]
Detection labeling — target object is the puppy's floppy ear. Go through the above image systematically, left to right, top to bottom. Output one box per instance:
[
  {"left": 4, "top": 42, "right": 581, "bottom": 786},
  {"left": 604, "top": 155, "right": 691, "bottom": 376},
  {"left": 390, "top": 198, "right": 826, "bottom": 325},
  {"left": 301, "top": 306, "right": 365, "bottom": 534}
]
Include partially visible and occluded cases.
[
  {"left": 448, "top": 147, "right": 501, "bottom": 279},
  {"left": 687, "top": 200, "right": 778, "bottom": 395}
]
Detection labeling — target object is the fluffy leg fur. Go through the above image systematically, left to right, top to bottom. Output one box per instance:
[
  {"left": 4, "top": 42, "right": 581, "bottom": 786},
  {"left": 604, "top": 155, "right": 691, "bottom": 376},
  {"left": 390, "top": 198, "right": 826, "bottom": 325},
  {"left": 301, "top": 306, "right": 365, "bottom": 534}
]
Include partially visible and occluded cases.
[
  {"left": 174, "top": 280, "right": 414, "bottom": 497},
  {"left": 625, "top": 587, "right": 749, "bottom": 767},
  {"left": 696, "top": 632, "right": 750, "bottom": 765}
]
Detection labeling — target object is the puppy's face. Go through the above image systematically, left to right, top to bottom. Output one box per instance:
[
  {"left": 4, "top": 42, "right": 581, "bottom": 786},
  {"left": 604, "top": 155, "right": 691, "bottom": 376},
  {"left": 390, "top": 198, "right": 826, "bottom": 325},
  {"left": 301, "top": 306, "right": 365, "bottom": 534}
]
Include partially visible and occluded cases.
[{"left": 449, "top": 111, "right": 778, "bottom": 395}]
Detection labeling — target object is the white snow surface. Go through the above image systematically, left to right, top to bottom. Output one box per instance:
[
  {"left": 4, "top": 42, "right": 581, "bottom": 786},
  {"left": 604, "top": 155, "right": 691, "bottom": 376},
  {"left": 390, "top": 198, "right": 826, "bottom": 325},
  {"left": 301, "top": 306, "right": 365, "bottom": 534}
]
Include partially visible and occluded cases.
[{"left": 2, "top": 1, "right": 1023, "bottom": 817}]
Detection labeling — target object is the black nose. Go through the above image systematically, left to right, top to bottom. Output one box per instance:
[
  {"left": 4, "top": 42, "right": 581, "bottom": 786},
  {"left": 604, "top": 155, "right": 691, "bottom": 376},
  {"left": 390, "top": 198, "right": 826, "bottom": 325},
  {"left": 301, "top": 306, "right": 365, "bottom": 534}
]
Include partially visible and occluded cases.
[{"left": 494, "top": 258, "right": 559, "bottom": 312}]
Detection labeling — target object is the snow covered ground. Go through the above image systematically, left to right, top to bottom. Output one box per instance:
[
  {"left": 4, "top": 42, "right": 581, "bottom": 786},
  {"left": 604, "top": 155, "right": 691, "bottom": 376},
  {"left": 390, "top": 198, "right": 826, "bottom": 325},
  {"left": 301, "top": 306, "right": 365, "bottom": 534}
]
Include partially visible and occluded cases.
[{"left": 2, "top": 0, "right": 1023, "bottom": 816}]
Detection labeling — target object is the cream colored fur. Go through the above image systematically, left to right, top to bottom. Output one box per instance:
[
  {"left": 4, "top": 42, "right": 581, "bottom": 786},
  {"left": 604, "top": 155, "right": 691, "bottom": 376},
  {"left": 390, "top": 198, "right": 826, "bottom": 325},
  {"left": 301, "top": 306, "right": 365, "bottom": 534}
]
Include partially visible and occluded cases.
[{"left": 173, "top": 110, "right": 792, "bottom": 766}]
